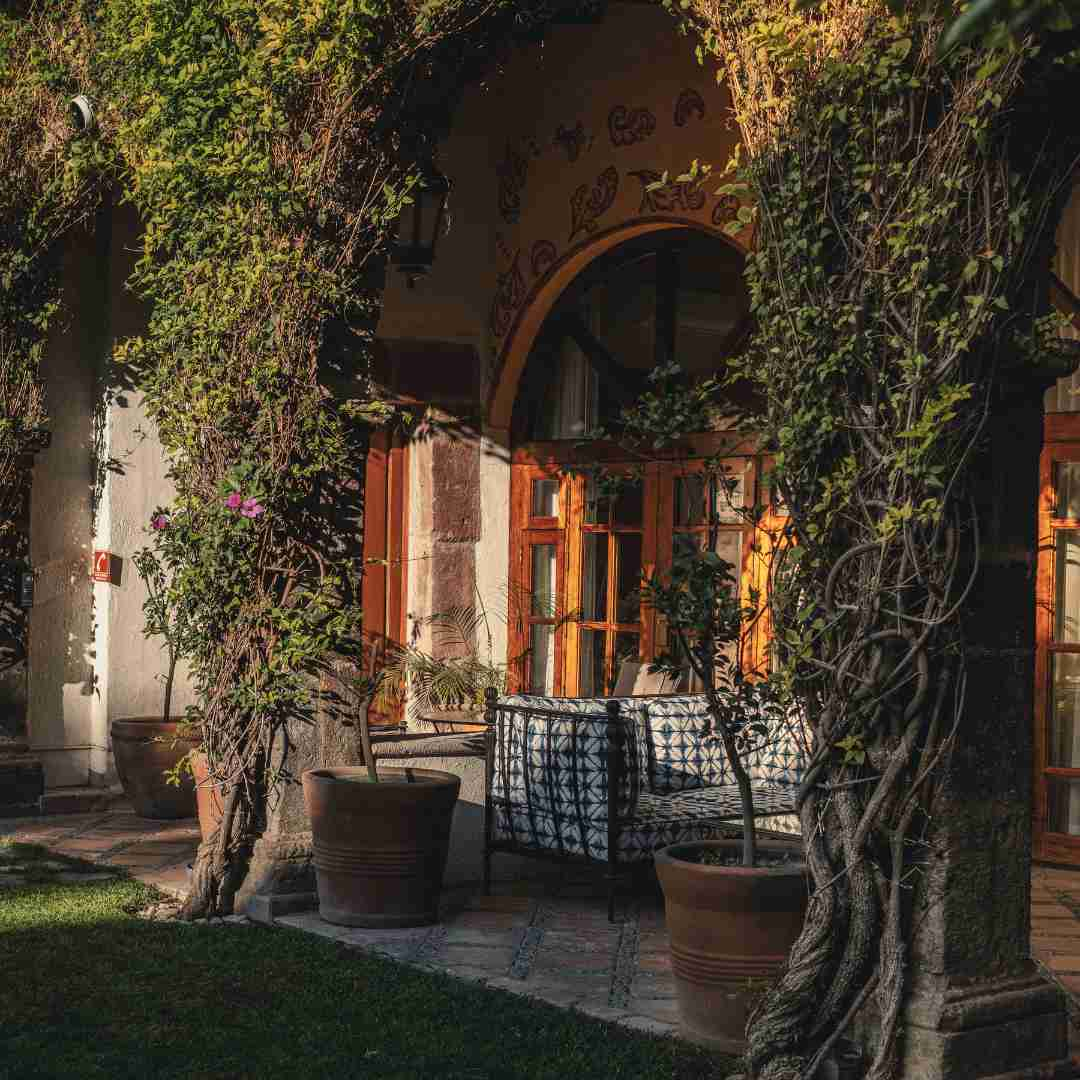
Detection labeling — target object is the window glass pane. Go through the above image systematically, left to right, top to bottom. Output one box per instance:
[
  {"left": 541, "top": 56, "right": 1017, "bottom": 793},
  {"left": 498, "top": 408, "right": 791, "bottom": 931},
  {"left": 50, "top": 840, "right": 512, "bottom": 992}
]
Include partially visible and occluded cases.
[
  {"left": 587, "top": 255, "right": 657, "bottom": 378},
  {"left": 532, "top": 338, "right": 599, "bottom": 441},
  {"left": 1057, "top": 463, "right": 1080, "bottom": 519},
  {"left": 716, "top": 469, "right": 745, "bottom": 522},
  {"left": 584, "top": 476, "right": 609, "bottom": 525},
  {"left": 675, "top": 476, "right": 708, "bottom": 527},
  {"left": 531, "top": 479, "right": 559, "bottom": 518},
  {"left": 612, "top": 482, "right": 643, "bottom": 526},
  {"left": 714, "top": 530, "right": 742, "bottom": 588},
  {"left": 1055, "top": 530, "right": 1080, "bottom": 643},
  {"left": 673, "top": 531, "right": 702, "bottom": 562},
  {"left": 582, "top": 534, "right": 609, "bottom": 621},
  {"left": 615, "top": 534, "right": 643, "bottom": 624},
  {"left": 531, "top": 544, "right": 557, "bottom": 617},
  {"left": 529, "top": 625, "right": 555, "bottom": 695},
  {"left": 579, "top": 628, "right": 605, "bottom": 696},
  {"left": 614, "top": 632, "right": 641, "bottom": 691},
  {"left": 1050, "top": 653, "right": 1080, "bottom": 767},
  {"left": 1047, "top": 776, "right": 1080, "bottom": 836}
]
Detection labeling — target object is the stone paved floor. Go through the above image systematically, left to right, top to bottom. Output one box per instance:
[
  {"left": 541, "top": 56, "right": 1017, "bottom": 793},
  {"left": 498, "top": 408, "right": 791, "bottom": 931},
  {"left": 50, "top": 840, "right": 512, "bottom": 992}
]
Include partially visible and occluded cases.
[{"left": 6, "top": 805, "right": 1080, "bottom": 1054}]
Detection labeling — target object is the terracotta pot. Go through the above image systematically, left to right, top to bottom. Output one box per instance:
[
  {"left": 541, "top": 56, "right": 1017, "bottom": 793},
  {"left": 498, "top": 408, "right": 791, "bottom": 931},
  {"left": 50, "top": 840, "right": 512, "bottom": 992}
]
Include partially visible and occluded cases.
[
  {"left": 110, "top": 718, "right": 199, "bottom": 820},
  {"left": 190, "top": 751, "right": 224, "bottom": 843},
  {"left": 302, "top": 766, "right": 461, "bottom": 928},
  {"left": 654, "top": 838, "right": 809, "bottom": 1052}
]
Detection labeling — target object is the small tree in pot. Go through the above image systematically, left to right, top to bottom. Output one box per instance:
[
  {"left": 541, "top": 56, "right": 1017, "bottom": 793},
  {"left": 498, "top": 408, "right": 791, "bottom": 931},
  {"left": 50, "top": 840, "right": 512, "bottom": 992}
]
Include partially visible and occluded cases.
[
  {"left": 586, "top": 361, "right": 811, "bottom": 1055},
  {"left": 110, "top": 514, "right": 201, "bottom": 820},
  {"left": 132, "top": 516, "right": 199, "bottom": 727},
  {"left": 301, "top": 666, "right": 462, "bottom": 928}
]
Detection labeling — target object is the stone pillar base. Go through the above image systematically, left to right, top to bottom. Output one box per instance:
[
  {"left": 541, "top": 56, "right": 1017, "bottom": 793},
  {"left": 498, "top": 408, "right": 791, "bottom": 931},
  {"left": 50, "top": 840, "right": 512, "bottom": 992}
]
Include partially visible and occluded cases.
[
  {"left": 237, "top": 832, "right": 317, "bottom": 924},
  {"left": 855, "top": 963, "right": 1071, "bottom": 1079}
]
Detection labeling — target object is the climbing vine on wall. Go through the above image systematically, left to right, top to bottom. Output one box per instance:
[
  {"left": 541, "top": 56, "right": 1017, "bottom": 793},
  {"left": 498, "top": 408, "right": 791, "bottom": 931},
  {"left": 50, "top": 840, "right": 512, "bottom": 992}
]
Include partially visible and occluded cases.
[
  {"left": 666, "top": 1, "right": 1080, "bottom": 1076},
  {"left": 0, "top": 2, "right": 103, "bottom": 679}
]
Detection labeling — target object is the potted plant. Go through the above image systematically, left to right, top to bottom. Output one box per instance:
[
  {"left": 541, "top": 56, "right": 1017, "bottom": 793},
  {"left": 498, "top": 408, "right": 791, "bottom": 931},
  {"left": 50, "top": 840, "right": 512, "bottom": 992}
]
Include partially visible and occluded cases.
[
  {"left": 641, "top": 467, "right": 809, "bottom": 1053},
  {"left": 110, "top": 513, "right": 201, "bottom": 820},
  {"left": 376, "top": 597, "right": 508, "bottom": 734},
  {"left": 302, "top": 670, "right": 461, "bottom": 927}
]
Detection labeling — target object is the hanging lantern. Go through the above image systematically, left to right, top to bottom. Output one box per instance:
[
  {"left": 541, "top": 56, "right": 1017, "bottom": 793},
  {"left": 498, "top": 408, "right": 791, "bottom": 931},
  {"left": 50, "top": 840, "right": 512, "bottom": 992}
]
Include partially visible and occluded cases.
[{"left": 392, "top": 165, "right": 451, "bottom": 289}]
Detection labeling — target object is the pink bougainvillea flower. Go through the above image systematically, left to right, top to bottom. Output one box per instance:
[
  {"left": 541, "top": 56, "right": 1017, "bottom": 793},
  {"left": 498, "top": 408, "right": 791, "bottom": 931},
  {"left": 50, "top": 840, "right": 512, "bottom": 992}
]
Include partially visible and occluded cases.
[
  {"left": 224, "top": 491, "right": 244, "bottom": 509},
  {"left": 240, "top": 498, "right": 265, "bottom": 518},
  {"left": 150, "top": 514, "right": 169, "bottom": 531}
]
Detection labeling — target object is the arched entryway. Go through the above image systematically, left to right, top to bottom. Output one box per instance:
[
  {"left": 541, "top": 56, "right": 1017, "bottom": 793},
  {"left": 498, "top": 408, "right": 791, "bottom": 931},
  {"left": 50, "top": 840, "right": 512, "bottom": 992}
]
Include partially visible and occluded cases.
[{"left": 501, "top": 226, "right": 765, "bottom": 696}]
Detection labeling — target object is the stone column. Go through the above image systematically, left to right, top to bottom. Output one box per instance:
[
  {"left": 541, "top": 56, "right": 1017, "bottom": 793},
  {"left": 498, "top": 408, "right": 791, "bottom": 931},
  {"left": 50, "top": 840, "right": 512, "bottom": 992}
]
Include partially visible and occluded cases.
[
  {"left": 854, "top": 388, "right": 1072, "bottom": 1078},
  {"left": 237, "top": 661, "right": 368, "bottom": 923}
]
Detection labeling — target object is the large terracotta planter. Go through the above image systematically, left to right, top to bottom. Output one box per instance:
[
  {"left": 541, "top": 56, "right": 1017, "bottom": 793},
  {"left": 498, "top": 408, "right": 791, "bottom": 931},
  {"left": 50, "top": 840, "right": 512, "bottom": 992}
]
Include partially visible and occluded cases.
[
  {"left": 110, "top": 718, "right": 198, "bottom": 820},
  {"left": 190, "top": 751, "right": 224, "bottom": 842},
  {"left": 303, "top": 766, "right": 461, "bottom": 928},
  {"left": 654, "top": 838, "right": 809, "bottom": 1052}
]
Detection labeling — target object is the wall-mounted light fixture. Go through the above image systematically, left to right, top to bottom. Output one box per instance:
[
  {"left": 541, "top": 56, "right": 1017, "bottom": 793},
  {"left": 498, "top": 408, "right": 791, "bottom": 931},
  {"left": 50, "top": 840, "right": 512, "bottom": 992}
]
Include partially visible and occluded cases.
[
  {"left": 69, "top": 94, "right": 96, "bottom": 134},
  {"left": 391, "top": 163, "right": 451, "bottom": 289}
]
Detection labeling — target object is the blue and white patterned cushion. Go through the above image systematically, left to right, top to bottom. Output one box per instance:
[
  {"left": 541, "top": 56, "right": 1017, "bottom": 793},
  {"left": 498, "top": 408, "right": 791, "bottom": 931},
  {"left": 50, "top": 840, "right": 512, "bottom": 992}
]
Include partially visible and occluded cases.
[
  {"left": 492, "top": 695, "right": 643, "bottom": 827},
  {"left": 639, "top": 695, "right": 809, "bottom": 793},
  {"left": 490, "top": 783, "right": 801, "bottom": 862}
]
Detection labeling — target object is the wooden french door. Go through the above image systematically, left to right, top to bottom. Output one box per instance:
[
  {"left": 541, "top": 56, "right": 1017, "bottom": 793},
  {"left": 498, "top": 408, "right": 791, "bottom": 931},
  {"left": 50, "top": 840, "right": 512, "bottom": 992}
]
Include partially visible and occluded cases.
[
  {"left": 1035, "top": 423, "right": 1080, "bottom": 863},
  {"left": 362, "top": 427, "right": 408, "bottom": 726},
  {"left": 507, "top": 447, "right": 768, "bottom": 697}
]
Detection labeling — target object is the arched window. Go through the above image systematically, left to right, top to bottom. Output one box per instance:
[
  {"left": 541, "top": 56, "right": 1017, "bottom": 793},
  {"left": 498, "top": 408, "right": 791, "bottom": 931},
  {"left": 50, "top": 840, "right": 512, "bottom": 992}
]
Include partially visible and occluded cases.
[
  {"left": 508, "top": 229, "right": 765, "bottom": 697},
  {"left": 512, "top": 231, "right": 749, "bottom": 442}
]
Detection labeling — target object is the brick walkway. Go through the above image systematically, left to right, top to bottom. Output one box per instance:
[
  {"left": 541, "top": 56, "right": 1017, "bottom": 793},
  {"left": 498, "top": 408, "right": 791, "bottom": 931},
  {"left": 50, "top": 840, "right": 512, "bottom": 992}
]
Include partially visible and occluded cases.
[{"left": 5, "top": 805, "right": 1080, "bottom": 1052}]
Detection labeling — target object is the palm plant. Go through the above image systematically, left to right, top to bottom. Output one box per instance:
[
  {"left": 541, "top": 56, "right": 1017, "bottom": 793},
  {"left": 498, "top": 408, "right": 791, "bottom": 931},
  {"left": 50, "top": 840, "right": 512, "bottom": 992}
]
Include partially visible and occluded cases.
[{"left": 376, "top": 579, "right": 571, "bottom": 721}]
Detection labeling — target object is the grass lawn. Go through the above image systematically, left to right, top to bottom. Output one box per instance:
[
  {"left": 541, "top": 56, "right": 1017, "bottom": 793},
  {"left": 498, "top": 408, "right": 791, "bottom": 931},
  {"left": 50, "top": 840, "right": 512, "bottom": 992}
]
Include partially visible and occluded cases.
[{"left": 0, "top": 842, "right": 736, "bottom": 1080}]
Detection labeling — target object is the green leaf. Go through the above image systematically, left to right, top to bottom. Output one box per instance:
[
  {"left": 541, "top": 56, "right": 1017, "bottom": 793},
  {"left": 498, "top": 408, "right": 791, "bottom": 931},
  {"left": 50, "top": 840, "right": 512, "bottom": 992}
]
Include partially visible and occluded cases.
[{"left": 939, "top": 0, "right": 1003, "bottom": 54}]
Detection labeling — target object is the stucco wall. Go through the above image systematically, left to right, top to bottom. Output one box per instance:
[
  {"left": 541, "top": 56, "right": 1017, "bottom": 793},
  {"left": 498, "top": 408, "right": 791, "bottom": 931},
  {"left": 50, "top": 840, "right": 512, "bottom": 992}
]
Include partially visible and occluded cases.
[
  {"left": 377, "top": 2, "right": 740, "bottom": 707},
  {"left": 29, "top": 199, "right": 195, "bottom": 787},
  {"left": 90, "top": 202, "right": 197, "bottom": 784},
  {"left": 28, "top": 217, "right": 105, "bottom": 787}
]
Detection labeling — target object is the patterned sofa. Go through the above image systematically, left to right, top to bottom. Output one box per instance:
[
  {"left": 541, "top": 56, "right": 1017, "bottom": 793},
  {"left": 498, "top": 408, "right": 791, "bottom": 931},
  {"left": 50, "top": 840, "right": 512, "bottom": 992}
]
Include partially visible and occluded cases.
[{"left": 482, "top": 688, "right": 809, "bottom": 920}]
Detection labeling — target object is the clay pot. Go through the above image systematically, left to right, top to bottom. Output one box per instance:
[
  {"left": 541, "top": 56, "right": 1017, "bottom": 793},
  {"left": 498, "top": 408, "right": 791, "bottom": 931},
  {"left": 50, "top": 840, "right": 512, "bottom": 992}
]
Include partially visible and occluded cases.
[
  {"left": 110, "top": 718, "right": 199, "bottom": 820},
  {"left": 190, "top": 751, "right": 224, "bottom": 843},
  {"left": 302, "top": 766, "right": 461, "bottom": 928},
  {"left": 654, "top": 838, "right": 809, "bottom": 1052}
]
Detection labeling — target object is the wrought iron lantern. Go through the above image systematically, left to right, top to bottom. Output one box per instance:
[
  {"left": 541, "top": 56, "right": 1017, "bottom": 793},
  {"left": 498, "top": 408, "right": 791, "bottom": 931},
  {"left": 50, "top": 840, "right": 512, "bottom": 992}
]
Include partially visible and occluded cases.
[{"left": 392, "top": 164, "right": 451, "bottom": 289}]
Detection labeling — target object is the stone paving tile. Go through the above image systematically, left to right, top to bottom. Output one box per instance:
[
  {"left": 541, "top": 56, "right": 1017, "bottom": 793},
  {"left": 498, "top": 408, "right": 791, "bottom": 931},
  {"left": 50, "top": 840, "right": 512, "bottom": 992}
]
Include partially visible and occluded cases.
[
  {"left": 51, "top": 837, "right": 128, "bottom": 854},
  {"left": 106, "top": 852, "right": 182, "bottom": 870},
  {"left": 461, "top": 893, "right": 533, "bottom": 913},
  {"left": 447, "top": 911, "right": 526, "bottom": 933},
  {"left": 443, "top": 926, "right": 519, "bottom": 947},
  {"left": 441, "top": 944, "right": 515, "bottom": 969},
  {"left": 533, "top": 948, "right": 614, "bottom": 973},
  {"left": 618, "top": 1014, "right": 679, "bottom": 1037}
]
